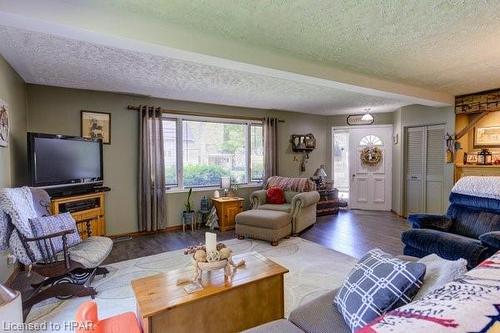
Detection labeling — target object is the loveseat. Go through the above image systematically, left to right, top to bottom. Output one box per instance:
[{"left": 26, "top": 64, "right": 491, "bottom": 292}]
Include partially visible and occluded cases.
[
  {"left": 250, "top": 176, "right": 320, "bottom": 234},
  {"left": 402, "top": 176, "right": 500, "bottom": 268}
]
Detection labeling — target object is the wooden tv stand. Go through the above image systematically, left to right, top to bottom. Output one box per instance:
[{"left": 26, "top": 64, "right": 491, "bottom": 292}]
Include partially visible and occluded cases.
[{"left": 51, "top": 192, "right": 107, "bottom": 238}]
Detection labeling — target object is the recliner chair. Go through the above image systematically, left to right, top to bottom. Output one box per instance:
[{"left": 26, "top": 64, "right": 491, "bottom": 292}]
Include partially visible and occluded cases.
[{"left": 402, "top": 176, "right": 500, "bottom": 269}]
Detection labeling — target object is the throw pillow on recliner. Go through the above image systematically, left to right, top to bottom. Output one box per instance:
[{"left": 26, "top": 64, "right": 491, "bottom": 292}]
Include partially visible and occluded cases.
[{"left": 266, "top": 187, "right": 286, "bottom": 204}]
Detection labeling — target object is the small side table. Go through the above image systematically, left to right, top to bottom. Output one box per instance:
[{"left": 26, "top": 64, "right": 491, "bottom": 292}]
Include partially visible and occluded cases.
[{"left": 211, "top": 197, "right": 244, "bottom": 231}]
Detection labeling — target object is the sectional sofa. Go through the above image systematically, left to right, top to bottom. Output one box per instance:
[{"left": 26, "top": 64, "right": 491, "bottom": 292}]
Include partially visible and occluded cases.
[{"left": 245, "top": 251, "right": 500, "bottom": 333}]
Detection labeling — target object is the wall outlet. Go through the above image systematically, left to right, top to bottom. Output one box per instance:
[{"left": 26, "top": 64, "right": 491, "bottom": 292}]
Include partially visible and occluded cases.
[{"left": 7, "top": 254, "right": 17, "bottom": 266}]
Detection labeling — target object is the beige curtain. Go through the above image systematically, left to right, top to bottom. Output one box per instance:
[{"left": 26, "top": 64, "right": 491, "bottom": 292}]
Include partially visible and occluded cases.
[
  {"left": 138, "top": 106, "right": 166, "bottom": 232},
  {"left": 264, "top": 117, "right": 279, "bottom": 182}
]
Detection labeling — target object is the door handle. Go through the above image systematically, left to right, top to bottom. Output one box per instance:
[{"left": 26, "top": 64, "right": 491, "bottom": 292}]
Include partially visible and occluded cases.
[{"left": 352, "top": 174, "right": 356, "bottom": 178}]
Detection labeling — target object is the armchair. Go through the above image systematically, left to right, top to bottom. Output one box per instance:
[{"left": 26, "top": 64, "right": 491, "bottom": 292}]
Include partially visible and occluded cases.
[
  {"left": 402, "top": 176, "right": 500, "bottom": 269},
  {"left": 250, "top": 177, "right": 320, "bottom": 234},
  {"left": 0, "top": 187, "right": 112, "bottom": 319}
]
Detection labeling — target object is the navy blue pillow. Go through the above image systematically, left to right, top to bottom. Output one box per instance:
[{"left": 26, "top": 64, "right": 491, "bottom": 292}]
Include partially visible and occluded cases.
[{"left": 334, "top": 249, "right": 426, "bottom": 332}]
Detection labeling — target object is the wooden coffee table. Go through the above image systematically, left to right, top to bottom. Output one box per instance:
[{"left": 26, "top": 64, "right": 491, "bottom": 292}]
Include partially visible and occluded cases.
[{"left": 131, "top": 252, "right": 289, "bottom": 333}]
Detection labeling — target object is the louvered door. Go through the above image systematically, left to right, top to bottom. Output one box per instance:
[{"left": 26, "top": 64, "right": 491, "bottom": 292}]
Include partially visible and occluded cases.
[
  {"left": 405, "top": 125, "right": 445, "bottom": 216},
  {"left": 425, "top": 125, "right": 445, "bottom": 213},
  {"left": 406, "top": 127, "right": 425, "bottom": 215}
]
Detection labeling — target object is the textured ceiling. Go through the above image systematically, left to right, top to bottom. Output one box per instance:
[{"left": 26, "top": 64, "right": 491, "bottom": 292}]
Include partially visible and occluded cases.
[
  {"left": 97, "top": 0, "right": 500, "bottom": 95},
  {"left": 0, "top": 26, "right": 407, "bottom": 115}
]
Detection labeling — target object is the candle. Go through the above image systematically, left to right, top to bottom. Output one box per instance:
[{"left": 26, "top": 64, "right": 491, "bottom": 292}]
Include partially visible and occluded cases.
[{"left": 205, "top": 232, "right": 217, "bottom": 253}]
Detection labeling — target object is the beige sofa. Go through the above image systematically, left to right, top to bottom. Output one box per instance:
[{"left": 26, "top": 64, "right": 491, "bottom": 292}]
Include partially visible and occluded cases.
[{"left": 250, "top": 178, "right": 320, "bottom": 234}]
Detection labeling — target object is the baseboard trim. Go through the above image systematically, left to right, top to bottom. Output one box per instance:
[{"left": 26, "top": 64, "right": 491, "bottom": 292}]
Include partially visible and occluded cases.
[
  {"left": 391, "top": 209, "right": 406, "bottom": 218},
  {"left": 108, "top": 225, "right": 184, "bottom": 239}
]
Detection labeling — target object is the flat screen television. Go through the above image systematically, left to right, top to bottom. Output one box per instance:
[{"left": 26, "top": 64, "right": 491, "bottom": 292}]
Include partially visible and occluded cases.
[{"left": 28, "top": 133, "right": 103, "bottom": 192}]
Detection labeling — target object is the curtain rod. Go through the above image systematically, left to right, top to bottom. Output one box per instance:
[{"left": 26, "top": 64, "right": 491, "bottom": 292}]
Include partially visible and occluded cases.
[{"left": 127, "top": 105, "right": 285, "bottom": 123}]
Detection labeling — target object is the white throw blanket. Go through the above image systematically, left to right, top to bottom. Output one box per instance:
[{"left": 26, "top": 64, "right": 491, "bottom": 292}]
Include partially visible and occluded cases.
[
  {"left": 451, "top": 176, "right": 500, "bottom": 200},
  {"left": 0, "top": 187, "right": 41, "bottom": 264}
]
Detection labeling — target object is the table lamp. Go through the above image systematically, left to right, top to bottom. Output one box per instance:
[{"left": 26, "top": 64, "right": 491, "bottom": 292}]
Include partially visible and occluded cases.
[
  {"left": 313, "top": 165, "right": 327, "bottom": 188},
  {"left": 220, "top": 177, "right": 231, "bottom": 198},
  {"left": 0, "top": 283, "right": 23, "bottom": 329}
]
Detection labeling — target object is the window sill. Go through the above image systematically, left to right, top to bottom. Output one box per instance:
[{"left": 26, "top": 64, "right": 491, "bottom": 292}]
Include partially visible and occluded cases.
[{"left": 165, "top": 183, "right": 263, "bottom": 194}]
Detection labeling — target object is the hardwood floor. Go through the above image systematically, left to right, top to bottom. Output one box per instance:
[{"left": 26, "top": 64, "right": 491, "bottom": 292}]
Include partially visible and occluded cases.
[
  {"left": 11, "top": 209, "right": 410, "bottom": 299},
  {"left": 105, "top": 209, "right": 410, "bottom": 265}
]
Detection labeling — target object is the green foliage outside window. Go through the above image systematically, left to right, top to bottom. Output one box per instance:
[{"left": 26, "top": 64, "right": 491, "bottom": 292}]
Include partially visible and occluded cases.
[{"left": 183, "top": 164, "right": 231, "bottom": 187}]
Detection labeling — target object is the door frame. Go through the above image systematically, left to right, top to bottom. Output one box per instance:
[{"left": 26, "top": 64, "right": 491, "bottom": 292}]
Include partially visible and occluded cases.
[
  {"left": 402, "top": 123, "right": 446, "bottom": 217},
  {"left": 332, "top": 124, "right": 393, "bottom": 210},
  {"left": 331, "top": 126, "right": 350, "bottom": 195}
]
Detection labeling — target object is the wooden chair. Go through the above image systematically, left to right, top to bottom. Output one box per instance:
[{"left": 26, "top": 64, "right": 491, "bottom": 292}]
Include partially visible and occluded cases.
[
  {"left": 0, "top": 187, "right": 113, "bottom": 320},
  {"left": 19, "top": 218, "right": 111, "bottom": 319}
]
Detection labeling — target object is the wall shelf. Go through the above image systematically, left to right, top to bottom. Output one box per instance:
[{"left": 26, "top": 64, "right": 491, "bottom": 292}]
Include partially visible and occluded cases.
[{"left": 455, "top": 164, "right": 500, "bottom": 182}]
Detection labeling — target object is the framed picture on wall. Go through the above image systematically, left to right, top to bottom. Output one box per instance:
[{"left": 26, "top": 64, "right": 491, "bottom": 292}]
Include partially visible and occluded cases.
[
  {"left": 0, "top": 100, "right": 8, "bottom": 148},
  {"left": 81, "top": 110, "right": 111, "bottom": 144},
  {"left": 474, "top": 125, "right": 500, "bottom": 148}
]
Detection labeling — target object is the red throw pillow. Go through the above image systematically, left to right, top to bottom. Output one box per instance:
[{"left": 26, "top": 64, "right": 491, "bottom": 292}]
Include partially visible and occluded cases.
[{"left": 266, "top": 187, "right": 286, "bottom": 204}]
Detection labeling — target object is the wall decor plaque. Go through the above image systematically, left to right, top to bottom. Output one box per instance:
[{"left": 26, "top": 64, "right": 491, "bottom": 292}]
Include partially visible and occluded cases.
[
  {"left": 0, "top": 100, "right": 8, "bottom": 147},
  {"left": 347, "top": 114, "right": 374, "bottom": 126},
  {"left": 474, "top": 126, "right": 500, "bottom": 148}
]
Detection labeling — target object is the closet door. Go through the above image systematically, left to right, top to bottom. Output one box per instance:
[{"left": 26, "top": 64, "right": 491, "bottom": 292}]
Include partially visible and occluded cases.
[
  {"left": 405, "top": 125, "right": 446, "bottom": 216},
  {"left": 425, "top": 125, "right": 445, "bottom": 214},
  {"left": 406, "top": 127, "right": 425, "bottom": 215}
]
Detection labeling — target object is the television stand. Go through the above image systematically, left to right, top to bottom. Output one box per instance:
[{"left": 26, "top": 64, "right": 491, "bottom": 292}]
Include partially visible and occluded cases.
[{"left": 51, "top": 191, "right": 108, "bottom": 238}]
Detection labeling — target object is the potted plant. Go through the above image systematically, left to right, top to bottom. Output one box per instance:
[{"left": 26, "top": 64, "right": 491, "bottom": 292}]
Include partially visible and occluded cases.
[{"left": 182, "top": 188, "right": 195, "bottom": 228}]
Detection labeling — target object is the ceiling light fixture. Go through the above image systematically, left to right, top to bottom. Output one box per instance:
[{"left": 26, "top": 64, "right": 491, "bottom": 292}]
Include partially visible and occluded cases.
[{"left": 361, "top": 108, "right": 374, "bottom": 122}]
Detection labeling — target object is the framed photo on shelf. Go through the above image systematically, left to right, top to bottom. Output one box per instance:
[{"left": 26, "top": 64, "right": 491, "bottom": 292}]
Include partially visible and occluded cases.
[
  {"left": 81, "top": 110, "right": 111, "bottom": 144},
  {"left": 474, "top": 125, "right": 500, "bottom": 148},
  {"left": 465, "top": 152, "right": 478, "bottom": 164},
  {"left": 493, "top": 152, "right": 500, "bottom": 165}
]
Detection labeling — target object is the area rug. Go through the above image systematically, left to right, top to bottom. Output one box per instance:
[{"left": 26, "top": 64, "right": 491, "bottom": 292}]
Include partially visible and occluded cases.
[{"left": 26, "top": 237, "right": 357, "bottom": 331}]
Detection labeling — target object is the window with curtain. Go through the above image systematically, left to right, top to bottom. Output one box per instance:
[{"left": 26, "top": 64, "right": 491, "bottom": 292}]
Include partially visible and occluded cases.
[{"left": 162, "top": 115, "right": 264, "bottom": 189}]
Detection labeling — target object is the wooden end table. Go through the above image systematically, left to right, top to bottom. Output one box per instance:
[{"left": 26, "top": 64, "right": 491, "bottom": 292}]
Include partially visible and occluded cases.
[
  {"left": 211, "top": 197, "right": 244, "bottom": 231},
  {"left": 132, "top": 252, "right": 288, "bottom": 333}
]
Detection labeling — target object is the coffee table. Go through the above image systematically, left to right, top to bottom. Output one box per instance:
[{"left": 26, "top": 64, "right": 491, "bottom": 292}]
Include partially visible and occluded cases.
[{"left": 131, "top": 251, "right": 289, "bottom": 333}]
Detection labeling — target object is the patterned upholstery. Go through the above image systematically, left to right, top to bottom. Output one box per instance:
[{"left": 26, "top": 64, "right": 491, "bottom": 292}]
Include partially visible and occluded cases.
[
  {"left": 265, "top": 176, "right": 316, "bottom": 192},
  {"left": 57, "top": 236, "right": 113, "bottom": 268},
  {"left": 334, "top": 249, "right": 425, "bottom": 332},
  {"left": 361, "top": 251, "right": 500, "bottom": 333}
]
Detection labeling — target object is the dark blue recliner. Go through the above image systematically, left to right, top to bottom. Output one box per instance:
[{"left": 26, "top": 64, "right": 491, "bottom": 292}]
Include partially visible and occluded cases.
[{"left": 402, "top": 188, "right": 500, "bottom": 269}]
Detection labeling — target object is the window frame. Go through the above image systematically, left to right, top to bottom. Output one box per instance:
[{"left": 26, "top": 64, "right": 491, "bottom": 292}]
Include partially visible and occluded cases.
[{"left": 162, "top": 114, "right": 264, "bottom": 190}]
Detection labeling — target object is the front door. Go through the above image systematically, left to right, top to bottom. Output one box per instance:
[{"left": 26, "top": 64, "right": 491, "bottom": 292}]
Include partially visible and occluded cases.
[{"left": 349, "top": 126, "right": 392, "bottom": 211}]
